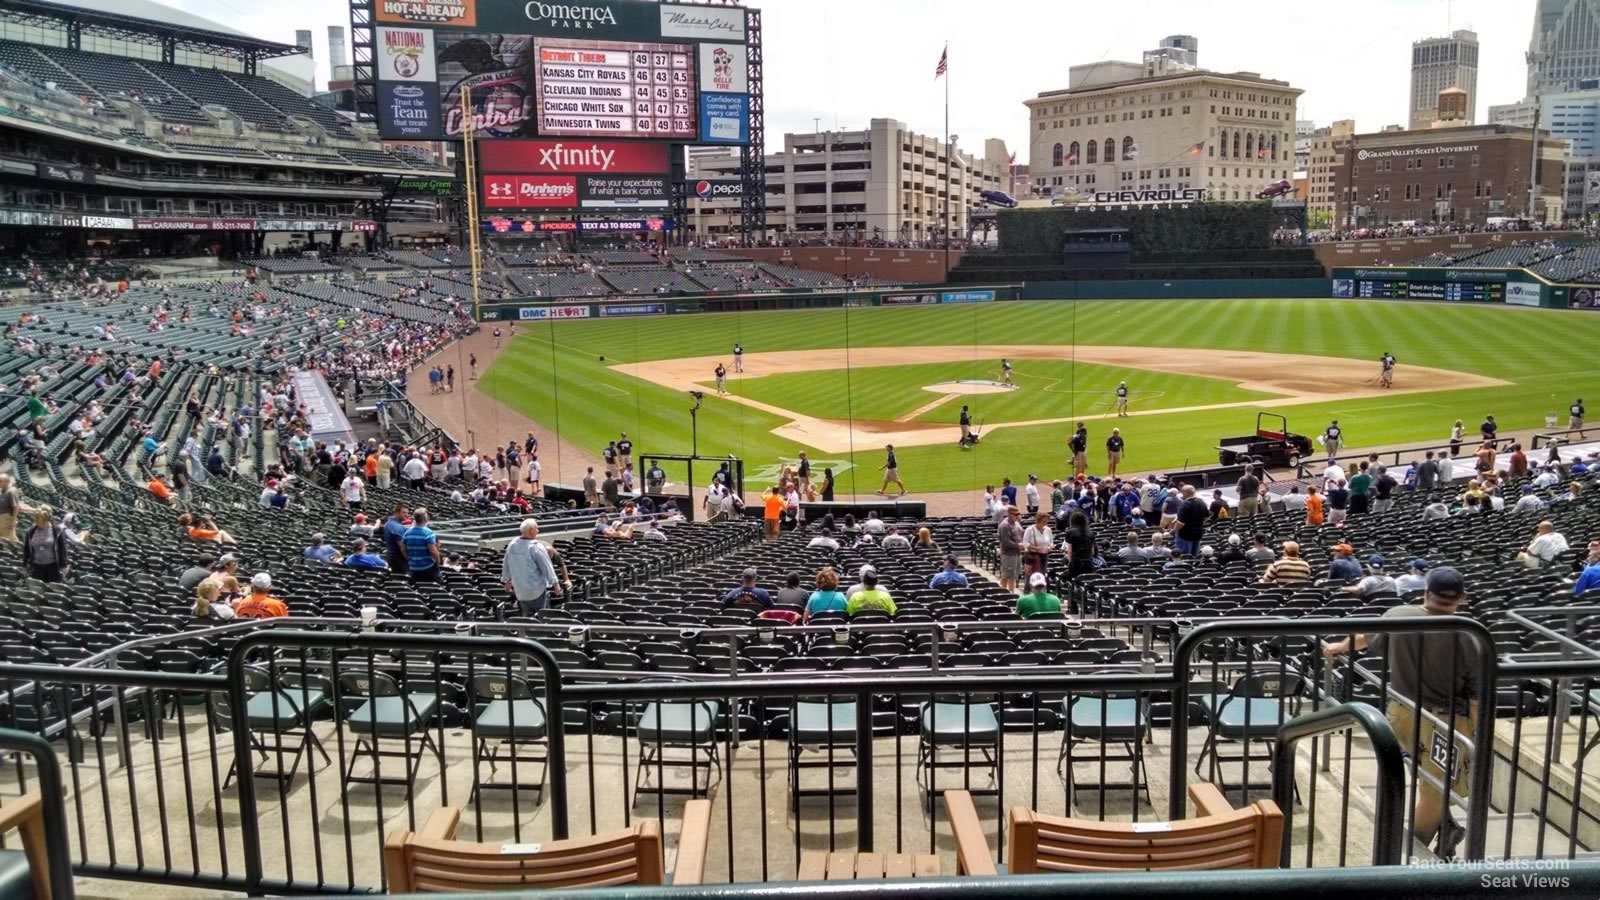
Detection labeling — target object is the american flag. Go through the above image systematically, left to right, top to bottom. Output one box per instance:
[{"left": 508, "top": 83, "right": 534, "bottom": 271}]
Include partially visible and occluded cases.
[
  {"left": 935, "top": 46, "right": 947, "bottom": 79},
  {"left": 1185, "top": 141, "right": 1205, "bottom": 156},
  {"left": 1258, "top": 147, "right": 1270, "bottom": 159}
]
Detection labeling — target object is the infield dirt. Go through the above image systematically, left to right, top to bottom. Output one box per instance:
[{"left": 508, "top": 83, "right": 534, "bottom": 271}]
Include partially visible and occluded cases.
[{"left": 615, "top": 345, "right": 1510, "bottom": 454}]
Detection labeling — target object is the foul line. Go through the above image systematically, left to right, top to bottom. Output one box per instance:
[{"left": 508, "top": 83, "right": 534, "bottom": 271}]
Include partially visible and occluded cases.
[{"left": 895, "top": 393, "right": 961, "bottom": 423}]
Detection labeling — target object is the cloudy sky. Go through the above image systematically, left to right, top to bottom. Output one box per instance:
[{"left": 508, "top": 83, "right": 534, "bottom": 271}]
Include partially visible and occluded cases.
[{"left": 164, "top": 0, "right": 1533, "bottom": 161}]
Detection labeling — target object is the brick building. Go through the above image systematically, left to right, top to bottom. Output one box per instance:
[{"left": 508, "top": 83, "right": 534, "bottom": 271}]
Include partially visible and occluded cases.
[{"left": 1333, "top": 124, "right": 1567, "bottom": 227}]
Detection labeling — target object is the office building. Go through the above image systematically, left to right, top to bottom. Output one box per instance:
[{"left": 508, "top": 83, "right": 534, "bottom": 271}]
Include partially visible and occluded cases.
[
  {"left": 1530, "top": 0, "right": 1600, "bottom": 94},
  {"left": 1409, "top": 30, "right": 1478, "bottom": 129},
  {"left": 1025, "top": 61, "right": 1301, "bottom": 203},
  {"left": 1491, "top": 83, "right": 1600, "bottom": 156},
  {"left": 686, "top": 119, "right": 1010, "bottom": 241},
  {"left": 1294, "top": 119, "right": 1315, "bottom": 171},
  {"left": 1306, "top": 119, "right": 1355, "bottom": 223},
  {"left": 1332, "top": 124, "right": 1566, "bottom": 226}
]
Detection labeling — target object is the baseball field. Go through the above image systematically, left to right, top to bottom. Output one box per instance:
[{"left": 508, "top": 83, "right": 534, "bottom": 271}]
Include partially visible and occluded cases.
[{"left": 473, "top": 299, "right": 1600, "bottom": 494}]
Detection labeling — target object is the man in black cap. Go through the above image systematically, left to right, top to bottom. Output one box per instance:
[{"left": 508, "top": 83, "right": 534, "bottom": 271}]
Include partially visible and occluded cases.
[
  {"left": 958, "top": 404, "right": 972, "bottom": 446},
  {"left": 1069, "top": 423, "right": 1089, "bottom": 478},
  {"left": 1323, "top": 566, "right": 1477, "bottom": 859},
  {"left": 720, "top": 568, "right": 772, "bottom": 609}
]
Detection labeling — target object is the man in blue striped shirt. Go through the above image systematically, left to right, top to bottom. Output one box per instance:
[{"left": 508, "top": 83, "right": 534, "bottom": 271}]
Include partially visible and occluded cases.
[{"left": 402, "top": 508, "right": 440, "bottom": 583}]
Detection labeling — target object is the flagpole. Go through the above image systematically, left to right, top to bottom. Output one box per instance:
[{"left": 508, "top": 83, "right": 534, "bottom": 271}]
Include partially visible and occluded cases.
[{"left": 944, "top": 42, "right": 950, "bottom": 280}]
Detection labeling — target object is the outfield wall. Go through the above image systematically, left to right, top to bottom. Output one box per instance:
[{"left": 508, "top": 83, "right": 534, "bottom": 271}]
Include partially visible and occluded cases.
[{"left": 1018, "top": 278, "right": 1330, "bottom": 300}]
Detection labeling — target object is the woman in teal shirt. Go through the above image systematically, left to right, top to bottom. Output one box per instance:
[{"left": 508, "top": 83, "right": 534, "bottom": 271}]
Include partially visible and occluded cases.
[{"left": 803, "top": 567, "right": 849, "bottom": 622}]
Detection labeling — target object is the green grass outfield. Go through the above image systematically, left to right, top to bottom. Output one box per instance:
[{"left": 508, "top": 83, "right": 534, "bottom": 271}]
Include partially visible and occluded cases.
[
  {"left": 478, "top": 299, "right": 1600, "bottom": 494},
  {"left": 717, "top": 359, "right": 1274, "bottom": 424}
]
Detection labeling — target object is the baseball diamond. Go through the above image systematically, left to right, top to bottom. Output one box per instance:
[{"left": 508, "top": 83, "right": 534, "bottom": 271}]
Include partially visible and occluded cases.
[{"left": 457, "top": 298, "right": 1600, "bottom": 495}]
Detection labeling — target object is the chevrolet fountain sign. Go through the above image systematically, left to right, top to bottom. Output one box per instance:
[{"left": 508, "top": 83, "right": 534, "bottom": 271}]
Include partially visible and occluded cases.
[{"left": 1089, "top": 188, "right": 1205, "bottom": 205}]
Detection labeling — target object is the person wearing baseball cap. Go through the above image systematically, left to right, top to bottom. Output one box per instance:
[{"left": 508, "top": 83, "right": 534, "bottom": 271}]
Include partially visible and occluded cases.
[
  {"left": 1327, "top": 543, "right": 1362, "bottom": 581},
  {"left": 1343, "top": 554, "right": 1397, "bottom": 597},
  {"left": 1396, "top": 560, "right": 1430, "bottom": 594},
  {"left": 1323, "top": 566, "right": 1476, "bottom": 859},
  {"left": 720, "top": 568, "right": 772, "bottom": 610},
  {"left": 1016, "top": 571, "right": 1062, "bottom": 618},
  {"left": 234, "top": 572, "right": 288, "bottom": 619}
]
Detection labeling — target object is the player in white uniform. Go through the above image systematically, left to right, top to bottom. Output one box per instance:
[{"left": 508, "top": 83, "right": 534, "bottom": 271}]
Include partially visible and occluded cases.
[
  {"left": 733, "top": 343, "right": 744, "bottom": 373},
  {"left": 1378, "top": 352, "right": 1396, "bottom": 388},
  {"left": 1001, "top": 358, "right": 1014, "bottom": 386}
]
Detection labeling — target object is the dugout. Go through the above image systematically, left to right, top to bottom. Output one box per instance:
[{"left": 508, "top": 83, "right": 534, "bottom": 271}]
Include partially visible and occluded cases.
[{"left": 1060, "top": 228, "right": 1132, "bottom": 268}]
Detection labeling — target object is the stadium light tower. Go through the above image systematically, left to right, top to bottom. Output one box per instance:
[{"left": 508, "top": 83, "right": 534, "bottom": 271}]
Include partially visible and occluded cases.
[{"left": 688, "top": 390, "right": 704, "bottom": 457}]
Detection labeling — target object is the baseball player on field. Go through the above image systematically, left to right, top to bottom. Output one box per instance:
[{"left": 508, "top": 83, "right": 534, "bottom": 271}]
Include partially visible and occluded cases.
[
  {"left": 733, "top": 343, "right": 744, "bottom": 373},
  {"left": 1001, "top": 358, "right": 1014, "bottom": 386},
  {"left": 714, "top": 363, "right": 728, "bottom": 395},
  {"left": 1116, "top": 381, "right": 1130, "bottom": 417},
  {"left": 1571, "top": 398, "right": 1586, "bottom": 438},
  {"left": 1323, "top": 419, "right": 1344, "bottom": 462}
]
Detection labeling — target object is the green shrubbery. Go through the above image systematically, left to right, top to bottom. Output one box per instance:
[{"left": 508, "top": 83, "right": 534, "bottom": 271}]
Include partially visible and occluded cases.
[{"left": 996, "top": 202, "right": 1276, "bottom": 254}]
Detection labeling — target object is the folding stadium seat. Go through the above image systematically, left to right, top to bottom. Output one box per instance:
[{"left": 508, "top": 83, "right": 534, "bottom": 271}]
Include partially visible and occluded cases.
[
  {"left": 215, "top": 666, "right": 334, "bottom": 787},
  {"left": 337, "top": 671, "right": 443, "bottom": 799},
  {"left": 1057, "top": 672, "right": 1153, "bottom": 808},
  {"left": 1194, "top": 672, "right": 1307, "bottom": 793},
  {"left": 467, "top": 674, "right": 549, "bottom": 803},
  {"left": 630, "top": 682, "right": 723, "bottom": 807},
  {"left": 917, "top": 693, "right": 1001, "bottom": 810}
]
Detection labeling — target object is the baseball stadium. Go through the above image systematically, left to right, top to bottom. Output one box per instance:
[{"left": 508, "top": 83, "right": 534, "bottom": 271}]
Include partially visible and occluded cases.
[{"left": 5, "top": 0, "right": 1600, "bottom": 898}]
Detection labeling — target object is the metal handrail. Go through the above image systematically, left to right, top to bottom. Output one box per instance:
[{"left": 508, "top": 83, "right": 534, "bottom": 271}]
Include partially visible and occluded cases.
[{"left": 1273, "top": 702, "right": 1407, "bottom": 866}]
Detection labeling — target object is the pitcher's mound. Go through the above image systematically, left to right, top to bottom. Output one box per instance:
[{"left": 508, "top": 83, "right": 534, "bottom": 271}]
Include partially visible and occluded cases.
[{"left": 922, "top": 380, "right": 1016, "bottom": 395}]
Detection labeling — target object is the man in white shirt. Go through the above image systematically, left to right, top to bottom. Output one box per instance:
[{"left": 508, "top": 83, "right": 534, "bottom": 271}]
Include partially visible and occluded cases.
[
  {"left": 402, "top": 454, "right": 427, "bottom": 488},
  {"left": 525, "top": 457, "right": 541, "bottom": 494},
  {"left": 1322, "top": 461, "right": 1346, "bottom": 491},
  {"left": 1533, "top": 467, "right": 1561, "bottom": 490},
  {"left": 341, "top": 472, "right": 366, "bottom": 509},
  {"left": 1024, "top": 475, "right": 1041, "bottom": 515},
  {"left": 1279, "top": 486, "right": 1308, "bottom": 512},
  {"left": 862, "top": 512, "right": 887, "bottom": 534},
  {"left": 1524, "top": 521, "right": 1570, "bottom": 566},
  {"left": 881, "top": 527, "right": 911, "bottom": 550},
  {"left": 1343, "top": 555, "right": 1398, "bottom": 597},
  {"left": 1394, "top": 560, "right": 1429, "bottom": 593},
  {"left": 845, "top": 564, "right": 876, "bottom": 598}
]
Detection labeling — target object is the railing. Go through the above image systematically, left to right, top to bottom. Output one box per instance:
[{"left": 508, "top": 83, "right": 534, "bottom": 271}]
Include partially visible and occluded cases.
[
  {"left": 0, "top": 615, "right": 1592, "bottom": 894},
  {"left": 1271, "top": 702, "right": 1407, "bottom": 867}
]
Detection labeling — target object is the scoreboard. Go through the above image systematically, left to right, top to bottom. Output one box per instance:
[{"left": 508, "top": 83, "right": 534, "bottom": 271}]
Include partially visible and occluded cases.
[
  {"left": 534, "top": 40, "right": 695, "bottom": 139},
  {"left": 1354, "top": 279, "right": 1504, "bottom": 302}
]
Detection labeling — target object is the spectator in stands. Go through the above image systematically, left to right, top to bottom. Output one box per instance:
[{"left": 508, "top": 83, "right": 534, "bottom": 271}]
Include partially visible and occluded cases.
[
  {"left": 1473, "top": 441, "right": 1497, "bottom": 475},
  {"left": 1507, "top": 444, "right": 1529, "bottom": 478},
  {"left": 205, "top": 445, "right": 232, "bottom": 480},
  {"left": 375, "top": 450, "right": 394, "bottom": 489},
  {"left": 1416, "top": 451, "right": 1441, "bottom": 492},
  {"left": 402, "top": 452, "right": 426, "bottom": 489},
  {"left": 1348, "top": 463, "right": 1373, "bottom": 515},
  {"left": 1373, "top": 466, "right": 1399, "bottom": 513},
  {"left": 1533, "top": 466, "right": 1561, "bottom": 490},
  {"left": 341, "top": 469, "right": 366, "bottom": 510},
  {"left": 602, "top": 471, "right": 621, "bottom": 510},
  {"left": 147, "top": 472, "right": 174, "bottom": 506},
  {"left": 0, "top": 473, "right": 27, "bottom": 544},
  {"left": 259, "top": 479, "right": 289, "bottom": 510},
  {"left": 1326, "top": 479, "right": 1350, "bottom": 526},
  {"left": 1112, "top": 483, "right": 1140, "bottom": 522},
  {"left": 1280, "top": 484, "right": 1307, "bottom": 514},
  {"left": 1304, "top": 484, "right": 1325, "bottom": 526},
  {"left": 1170, "top": 485, "right": 1208, "bottom": 556},
  {"left": 1513, "top": 485, "right": 1546, "bottom": 514},
  {"left": 761, "top": 486, "right": 783, "bottom": 539},
  {"left": 1422, "top": 497, "right": 1451, "bottom": 520},
  {"left": 382, "top": 504, "right": 410, "bottom": 571},
  {"left": 22, "top": 506, "right": 69, "bottom": 582},
  {"left": 997, "top": 506, "right": 1024, "bottom": 591},
  {"left": 402, "top": 507, "right": 440, "bottom": 583},
  {"left": 1061, "top": 509, "right": 1095, "bottom": 579},
  {"left": 862, "top": 510, "right": 887, "bottom": 535},
  {"left": 179, "top": 512, "right": 235, "bottom": 544},
  {"left": 1021, "top": 512, "right": 1053, "bottom": 578},
  {"left": 349, "top": 514, "right": 376, "bottom": 539},
  {"left": 807, "top": 517, "right": 840, "bottom": 550},
  {"left": 502, "top": 519, "right": 559, "bottom": 616},
  {"left": 1521, "top": 521, "right": 1570, "bottom": 567},
  {"left": 1116, "top": 531, "right": 1146, "bottom": 563},
  {"left": 1142, "top": 531, "right": 1169, "bottom": 562},
  {"left": 303, "top": 532, "right": 340, "bottom": 564},
  {"left": 1214, "top": 533, "right": 1247, "bottom": 565},
  {"left": 1245, "top": 533, "right": 1277, "bottom": 565},
  {"left": 343, "top": 539, "right": 388, "bottom": 571},
  {"left": 1261, "top": 542, "right": 1313, "bottom": 585},
  {"left": 1573, "top": 542, "right": 1600, "bottom": 596},
  {"left": 1327, "top": 543, "right": 1362, "bottom": 581},
  {"left": 1162, "top": 547, "right": 1189, "bottom": 572},
  {"left": 179, "top": 553, "right": 215, "bottom": 591},
  {"left": 204, "top": 555, "right": 242, "bottom": 598},
  {"left": 929, "top": 555, "right": 969, "bottom": 589},
  {"left": 1344, "top": 555, "right": 1398, "bottom": 597},
  {"left": 1396, "top": 560, "right": 1430, "bottom": 594},
  {"left": 845, "top": 564, "right": 876, "bottom": 599},
  {"left": 1322, "top": 566, "right": 1477, "bottom": 858},
  {"left": 721, "top": 568, "right": 773, "bottom": 610},
  {"left": 804, "top": 568, "right": 849, "bottom": 622},
  {"left": 846, "top": 571, "right": 895, "bottom": 616},
  {"left": 776, "top": 572, "right": 811, "bottom": 607},
  {"left": 1017, "top": 572, "right": 1062, "bottom": 618},
  {"left": 234, "top": 573, "right": 288, "bottom": 619},
  {"left": 193, "top": 581, "right": 233, "bottom": 622}
]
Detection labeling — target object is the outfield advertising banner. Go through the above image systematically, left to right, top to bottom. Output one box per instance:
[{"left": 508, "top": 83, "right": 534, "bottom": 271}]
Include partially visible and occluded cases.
[
  {"left": 698, "top": 92, "right": 749, "bottom": 144},
  {"left": 479, "top": 139, "right": 670, "bottom": 174},
  {"left": 1505, "top": 281, "right": 1541, "bottom": 308},
  {"left": 1571, "top": 287, "right": 1600, "bottom": 309},
  {"left": 941, "top": 290, "right": 995, "bottom": 304},
  {"left": 882, "top": 293, "right": 939, "bottom": 306},
  {"left": 600, "top": 302, "right": 667, "bottom": 317},
  {"left": 519, "top": 305, "right": 591, "bottom": 320}
]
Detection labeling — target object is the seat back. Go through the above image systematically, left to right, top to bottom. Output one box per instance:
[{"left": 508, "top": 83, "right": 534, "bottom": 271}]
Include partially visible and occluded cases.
[
  {"left": 1006, "top": 790, "right": 1282, "bottom": 873},
  {"left": 384, "top": 805, "right": 706, "bottom": 892}
]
